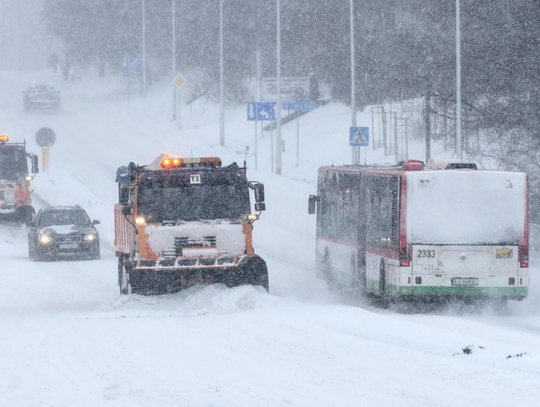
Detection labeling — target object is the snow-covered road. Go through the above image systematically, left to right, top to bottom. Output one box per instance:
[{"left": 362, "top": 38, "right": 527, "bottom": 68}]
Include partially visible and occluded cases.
[{"left": 1, "top": 71, "right": 539, "bottom": 407}]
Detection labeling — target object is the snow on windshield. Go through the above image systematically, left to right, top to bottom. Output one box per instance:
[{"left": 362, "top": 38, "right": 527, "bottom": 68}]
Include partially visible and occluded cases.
[{"left": 407, "top": 171, "right": 526, "bottom": 244}]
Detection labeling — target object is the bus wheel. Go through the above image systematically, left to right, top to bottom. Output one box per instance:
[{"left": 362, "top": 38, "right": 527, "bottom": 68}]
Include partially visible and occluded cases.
[
  {"left": 322, "top": 248, "right": 334, "bottom": 289},
  {"left": 118, "top": 255, "right": 131, "bottom": 295},
  {"left": 351, "top": 256, "right": 365, "bottom": 301},
  {"left": 378, "top": 260, "right": 390, "bottom": 309}
]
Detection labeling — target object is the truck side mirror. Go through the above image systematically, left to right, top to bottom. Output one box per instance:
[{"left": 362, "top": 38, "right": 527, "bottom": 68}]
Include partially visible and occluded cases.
[
  {"left": 31, "top": 155, "right": 39, "bottom": 174},
  {"left": 254, "top": 183, "right": 265, "bottom": 203},
  {"left": 119, "top": 187, "right": 130, "bottom": 205},
  {"left": 308, "top": 195, "right": 318, "bottom": 214},
  {"left": 254, "top": 202, "right": 266, "bottom": 212},
  {"left": 122, "top": 206, "right": 133, "bottom": 215}
]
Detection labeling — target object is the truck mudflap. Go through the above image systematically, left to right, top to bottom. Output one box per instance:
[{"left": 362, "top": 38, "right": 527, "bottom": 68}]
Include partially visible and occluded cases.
[{"left": 128, "top": 256, "right": 269, "bottom": 295}]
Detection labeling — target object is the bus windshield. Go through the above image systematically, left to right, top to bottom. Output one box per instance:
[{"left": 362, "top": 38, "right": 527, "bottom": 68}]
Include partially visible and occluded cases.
[
  {"left": 0, "top": 147, "right": 28, "bottom": 180},
  {"left": 407, "top": 171, "right": 526, "bottom": 245}
]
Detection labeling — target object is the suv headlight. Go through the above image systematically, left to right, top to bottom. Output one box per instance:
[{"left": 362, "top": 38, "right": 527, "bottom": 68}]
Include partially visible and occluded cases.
[
  {"left": 40, "top": 234, "right": 52, "bottom": 244},
  {"left": 84, "top": 234, "right": 96, "bottom": 241}
]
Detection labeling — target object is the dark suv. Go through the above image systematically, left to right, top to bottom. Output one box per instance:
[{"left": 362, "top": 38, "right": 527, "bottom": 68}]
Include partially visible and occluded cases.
[
  {"left": 23, "top": 85, "right": 60, "bottom": 112},
  {"left": 28, "top": 206, "right": 100, "bottom": 261}
]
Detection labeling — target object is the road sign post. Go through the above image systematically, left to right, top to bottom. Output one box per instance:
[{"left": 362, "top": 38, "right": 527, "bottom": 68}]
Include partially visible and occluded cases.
[
  {"left": 172, "top": 74, "right": 187, "bottom": 130},
  {"left": 35, "top": 128, "right": 56, "bottom": 172}
]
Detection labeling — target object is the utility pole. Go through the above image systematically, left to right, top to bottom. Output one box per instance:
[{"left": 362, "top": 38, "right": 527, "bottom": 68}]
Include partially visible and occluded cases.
[
  {"left": 142, "top": 0, "right": 146, "bottom": 98},
  {"left": 172, "top": 0, "right": 177, "bottom": 120},
  {"left": 219, "top": 0, "right": 225, "bottom": 146},
  {"left": 276, "top": 0, "right": 282, "bottom": 175},
  {"left": 350, "top": 0, "right": 358, "bottom": 164},
  {"left": 456, "top": 0, "right": 462, "bottom": 159},
  {"left": 425, "top": 90, "right": 431, "bottom": 162}
]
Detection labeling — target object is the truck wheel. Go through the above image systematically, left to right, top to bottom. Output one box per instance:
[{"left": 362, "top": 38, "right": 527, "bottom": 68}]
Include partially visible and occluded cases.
[
  {"left": 17, "top": 206, "right": 35, "bottom": 227},
  {"left": 118, "top": 255, "right": 131, "bottom": 295},
  {"left": 236, "top": 257, "right": 269, "bottom": 292},
  {"left": 255, "top": 265, "right": 269, "bottom": 292}
]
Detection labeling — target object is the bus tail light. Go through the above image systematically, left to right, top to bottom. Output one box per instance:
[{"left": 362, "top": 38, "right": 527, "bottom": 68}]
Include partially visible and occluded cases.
[
  {"left": 402, "top": 160, "right": 424, "bottom": 171},
  {"left": 400, "top": 244, "right": 411, "bottom": 267},
  {"left": 519, "top": 245, "right": 528, "bottom": 268},
  {"left": 509, "top": 277, "right": 515, "bottom": 286}
]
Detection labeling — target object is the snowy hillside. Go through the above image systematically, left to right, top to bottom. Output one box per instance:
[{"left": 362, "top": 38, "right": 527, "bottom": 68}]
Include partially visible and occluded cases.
[{"left": 1, "top": 71, "right": 539, "bottom": 407}]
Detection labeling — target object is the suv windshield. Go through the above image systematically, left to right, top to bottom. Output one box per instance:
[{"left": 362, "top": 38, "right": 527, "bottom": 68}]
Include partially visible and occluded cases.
[
  {"left": 0, "top": 147, "right": 28, "bottom": 180},
  {"left": 39, "top": 209, "right": 90, "bottom": 226}
]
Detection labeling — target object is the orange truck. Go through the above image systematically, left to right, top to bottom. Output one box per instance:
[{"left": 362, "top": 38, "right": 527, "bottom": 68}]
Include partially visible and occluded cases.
[
  {"left": 0, "top": 135, "right": 39, "bottom": 225},
  {"left": 114, "top": 155, "right": 268, "bottom": 295}
]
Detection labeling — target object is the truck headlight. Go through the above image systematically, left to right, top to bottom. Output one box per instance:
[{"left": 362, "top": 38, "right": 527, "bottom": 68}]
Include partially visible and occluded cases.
[
  {"left": 135, "top": 216, "right": 145, "bottom": 226},
  {"left": 40, "top": 234, "right": 52, "bottom": 244},
  {"left": 84, "top": 234, "right": 95, "bottom": 241}
]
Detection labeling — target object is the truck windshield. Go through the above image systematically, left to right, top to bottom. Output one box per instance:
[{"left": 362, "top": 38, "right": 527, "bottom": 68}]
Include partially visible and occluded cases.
[
  {"left": 0, "top": 147, "right": 28, "bottom": 180},
  {"left": 137, "top": 172, "right": 251, "bottom": 222}
]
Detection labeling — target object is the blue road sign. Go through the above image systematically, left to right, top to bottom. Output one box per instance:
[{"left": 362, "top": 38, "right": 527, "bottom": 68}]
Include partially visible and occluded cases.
[
  {"left": 122, "top": 54, "right": 143, "bottom": 71},
  {"left": 282, "top": 101, "right": 315, "bottom": 111},
  {"left": 247, "top": 102, "right": 276, "bottom": 121},
  {"left": 350, "top": 127, "right": 369, "bottom": 147}
]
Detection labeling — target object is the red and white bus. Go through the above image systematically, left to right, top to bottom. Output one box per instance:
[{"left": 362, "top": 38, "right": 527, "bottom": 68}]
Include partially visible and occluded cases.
[{"left": 308, "top": 159, "right": 529, "bottom": 303}]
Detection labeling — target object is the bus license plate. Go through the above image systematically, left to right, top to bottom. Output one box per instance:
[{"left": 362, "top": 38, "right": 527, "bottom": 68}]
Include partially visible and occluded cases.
[
  {"left": 59, "top": 243, "right": 78, "bottom": 249},
  {"left": 451, "top": 278, "right": 478, "bottom": 286}
]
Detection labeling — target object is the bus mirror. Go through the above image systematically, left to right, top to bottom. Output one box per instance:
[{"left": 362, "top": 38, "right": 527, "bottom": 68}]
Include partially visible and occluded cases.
[
  {"left": 31, "top": 155, "right": 39, "bottom": 174},
  {"left": 254, "top": 183, "right": 265, "bottom": 203},
  {"left": 308, "top": 195, "right": 318, "bottom": 214},
  {"left": 254, "top": 202, "right": 266, "bottom": 212},
  {"left": 122, "top": 206, "right": 133, "bottom": 215}
]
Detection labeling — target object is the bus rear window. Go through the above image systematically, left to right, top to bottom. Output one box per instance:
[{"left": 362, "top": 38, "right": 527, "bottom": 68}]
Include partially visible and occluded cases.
[{"left": 407, "top": 171, "right": 526, "bottom": 245}]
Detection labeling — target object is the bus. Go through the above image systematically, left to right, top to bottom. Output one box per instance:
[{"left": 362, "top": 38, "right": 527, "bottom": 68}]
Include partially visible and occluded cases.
[{"left": 308, "top": 159, "right": 529, "bottom": 304}]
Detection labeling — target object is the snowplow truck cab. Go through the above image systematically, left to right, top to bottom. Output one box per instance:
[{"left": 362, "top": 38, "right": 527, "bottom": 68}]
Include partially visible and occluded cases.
[
  {"left": 0, "top": 135, "right": 39, "bottom": 225},
  {"left": 114, "top": 155, "right": 268, "bottom": 295}
]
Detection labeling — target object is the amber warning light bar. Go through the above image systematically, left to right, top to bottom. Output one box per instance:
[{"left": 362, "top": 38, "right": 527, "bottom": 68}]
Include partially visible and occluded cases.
[
  {"left": 0, "top": 135, "right": 9, "bottom": 143},
  {"left": 161, "top": 157, "right": 222, "bottom": 169}
]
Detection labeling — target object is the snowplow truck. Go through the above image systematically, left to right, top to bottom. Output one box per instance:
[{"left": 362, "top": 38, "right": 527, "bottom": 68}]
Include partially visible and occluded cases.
[
  {"left": 0, "top": 135, "right": 39, "bottom": 225},
  {"left": 114, "top": 155, "right": 268, "bottom": 295}
]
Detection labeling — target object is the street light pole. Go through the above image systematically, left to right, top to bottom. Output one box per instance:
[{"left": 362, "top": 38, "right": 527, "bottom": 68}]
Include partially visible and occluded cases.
[
  {"left": 142, "top": 0, "right": 146, "bottom": 98},
  {"left": 172, "top": 0, "right": 177, "bottom": 121},
  {"left": 219, "top": 0, "right": 225, "bottom": 146},
  {"left": 276, "top": 0, "right": 282, "bottom": 175},
  {"left": 350, "top": 0, "right": 357, "bottom": 164},
  {"left": 456, "top": 0, "right": 462, "bottom": 160}
]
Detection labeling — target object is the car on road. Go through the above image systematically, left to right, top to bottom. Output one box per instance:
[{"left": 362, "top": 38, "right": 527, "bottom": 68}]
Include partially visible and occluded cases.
[
  {"left": 23, "top": 85, "right": 60, "bottom": 113},
  {"left": 28, "top": 206, "right": 100, "bottom": 261}
]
